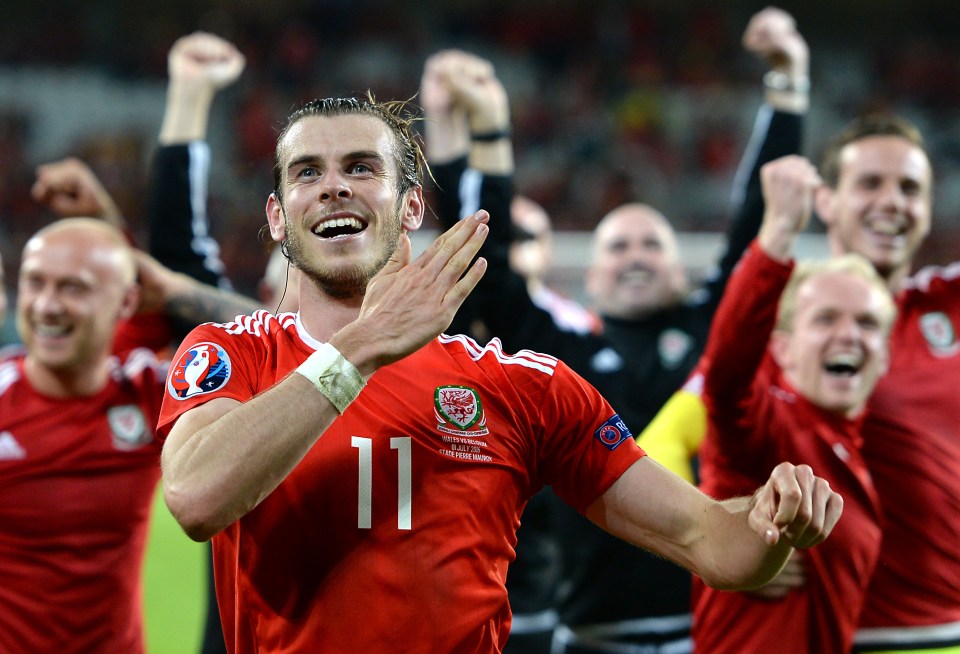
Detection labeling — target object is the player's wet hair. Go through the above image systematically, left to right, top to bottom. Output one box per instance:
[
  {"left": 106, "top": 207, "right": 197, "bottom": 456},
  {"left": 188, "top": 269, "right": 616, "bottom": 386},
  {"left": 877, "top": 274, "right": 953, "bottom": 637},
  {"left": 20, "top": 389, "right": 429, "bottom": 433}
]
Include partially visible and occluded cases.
[{"left": 273, "top": 93, "right": 425, "bottom": 205}]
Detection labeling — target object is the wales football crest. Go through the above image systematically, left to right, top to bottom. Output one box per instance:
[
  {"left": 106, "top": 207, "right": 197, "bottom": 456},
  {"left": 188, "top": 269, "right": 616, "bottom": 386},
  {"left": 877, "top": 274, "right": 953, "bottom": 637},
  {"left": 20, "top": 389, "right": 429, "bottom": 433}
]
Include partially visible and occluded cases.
[
  {"left": 919, "top": 312, "right": 960, "bottom": 357},
  {"left": 434, "top": 385, "right": 489, "bottom": 436},
  {"left": 108, "top": 405, "right": 150, "bottom": 450}
]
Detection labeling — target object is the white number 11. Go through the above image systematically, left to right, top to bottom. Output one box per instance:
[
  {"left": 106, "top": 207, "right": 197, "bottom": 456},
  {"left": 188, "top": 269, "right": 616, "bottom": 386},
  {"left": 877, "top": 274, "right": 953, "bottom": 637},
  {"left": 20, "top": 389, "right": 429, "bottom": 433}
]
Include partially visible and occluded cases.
[{"left": 351, "top": 436, "right": 412, "bottom": 530}]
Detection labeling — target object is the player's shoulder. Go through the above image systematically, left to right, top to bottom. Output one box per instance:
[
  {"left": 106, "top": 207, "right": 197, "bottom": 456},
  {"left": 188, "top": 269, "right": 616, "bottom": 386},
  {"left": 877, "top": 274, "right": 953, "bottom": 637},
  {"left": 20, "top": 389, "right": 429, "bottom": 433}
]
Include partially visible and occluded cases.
[
  {"left": 903, "top": 261, "right": 960, "bottom": 296},
  {"left": 898, "top": 263, "right": 960, "bottom": 324},
  {"left": 203, "top": 309, "right": 298, "bottom": 337},
  {"left": 182, "top": 310, "right": 300, "bottom": 349},
  {"left": 437, "top": 333, "right": 562, "bottom": 378},
  {"left": 0, "top": 343, "right": 25, "bottom": 363},
  {"left": 111, "top": 346, "right": 170, "bottom": 384},
  {"left": 0, "top": 351, "right": 24, "bottom": 398}
]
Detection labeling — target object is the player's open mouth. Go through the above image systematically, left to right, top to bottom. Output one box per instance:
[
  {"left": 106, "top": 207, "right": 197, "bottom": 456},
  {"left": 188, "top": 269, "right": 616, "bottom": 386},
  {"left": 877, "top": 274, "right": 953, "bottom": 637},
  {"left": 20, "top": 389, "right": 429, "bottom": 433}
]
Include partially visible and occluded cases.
[
  {"left": 312, "top": 216, "right": 365, "bottom": 238},
  {"left": 867, "top": 219, "right": 906, "bottom": 243},
  {"left": 621, "top": 267, "right": 654, "bottom": 284},
  {"left": 34, "top": 323, "right": 70, "bottom": 337},
  {"left": 823, "top": 352, "right": 862, "bottom": 377}
]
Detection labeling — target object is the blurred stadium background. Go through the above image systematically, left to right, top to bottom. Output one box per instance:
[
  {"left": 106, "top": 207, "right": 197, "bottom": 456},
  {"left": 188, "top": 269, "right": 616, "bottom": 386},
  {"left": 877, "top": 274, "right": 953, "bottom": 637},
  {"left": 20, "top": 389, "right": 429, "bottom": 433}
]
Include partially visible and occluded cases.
[{"left": 3, "top": 1, "right": 960, "bottom": 651}]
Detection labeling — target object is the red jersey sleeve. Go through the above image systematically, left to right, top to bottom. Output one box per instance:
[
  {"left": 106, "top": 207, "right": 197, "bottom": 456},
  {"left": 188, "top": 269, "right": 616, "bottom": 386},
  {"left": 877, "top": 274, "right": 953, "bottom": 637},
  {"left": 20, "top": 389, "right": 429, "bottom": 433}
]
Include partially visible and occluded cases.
[
  {"left": 702, "top": 241, "right": 793, "bottom": 447},
  {"left": 157, "top": 321, "right": 266, "bottom": 439},
  {"left": 536, "top": 359, "right": 645, "bottom": 513}
]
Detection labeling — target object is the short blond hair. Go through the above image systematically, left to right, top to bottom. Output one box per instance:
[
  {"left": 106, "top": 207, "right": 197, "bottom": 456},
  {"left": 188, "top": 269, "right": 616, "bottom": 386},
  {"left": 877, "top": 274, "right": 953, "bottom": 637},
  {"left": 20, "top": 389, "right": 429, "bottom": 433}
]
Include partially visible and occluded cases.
[{"left": 776, "top": 253, "right": 896, "bottom": 333}]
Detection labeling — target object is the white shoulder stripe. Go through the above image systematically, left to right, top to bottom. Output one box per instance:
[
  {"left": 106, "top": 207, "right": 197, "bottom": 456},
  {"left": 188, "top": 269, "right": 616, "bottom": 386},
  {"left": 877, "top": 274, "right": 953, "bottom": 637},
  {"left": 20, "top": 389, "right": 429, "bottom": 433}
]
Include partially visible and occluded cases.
[
  {"left": 905, "top": 261, "right": 960, "bottom": 292},
  {"left": 219, "top": 310, "right": 288, "bottom": 337},
  {"left": 276, "top": 311, "right": 298, "bottom": 328},
  {"left": 440, "top": 332, "right": 483, "bottom": 355},
  {"left": 440, "top": 334, "right": 558, "bottom": 376},
  {"left": 488, "top": 340, "right": 558, "bottom": 375},
  {"left": 118, "top": 347, "right": 169, "bottom": 380},
  {"left": 512, "top": 347, "right": 559, "bottom": 367},
  {"left": 0, "top": 360, "right": 21, "bottom": 396}
]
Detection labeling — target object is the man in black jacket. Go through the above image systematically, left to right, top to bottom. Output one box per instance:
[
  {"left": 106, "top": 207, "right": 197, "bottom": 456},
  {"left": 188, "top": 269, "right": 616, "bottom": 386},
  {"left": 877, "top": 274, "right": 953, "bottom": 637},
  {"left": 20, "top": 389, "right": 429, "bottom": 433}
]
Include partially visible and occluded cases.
[{"left": 419, "top": 7, "right": 809, "bottom": 653}]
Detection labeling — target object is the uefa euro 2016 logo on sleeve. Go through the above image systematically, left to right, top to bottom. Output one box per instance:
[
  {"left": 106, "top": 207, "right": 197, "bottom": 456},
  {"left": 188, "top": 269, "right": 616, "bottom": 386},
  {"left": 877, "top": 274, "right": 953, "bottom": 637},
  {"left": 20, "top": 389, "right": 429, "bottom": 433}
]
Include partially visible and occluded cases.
[
  {"left": 168, "top": 342, "right": 231, "bottom": 400},
  {"left": 594, "top": 414, "right": 632, "bottom": 450}
]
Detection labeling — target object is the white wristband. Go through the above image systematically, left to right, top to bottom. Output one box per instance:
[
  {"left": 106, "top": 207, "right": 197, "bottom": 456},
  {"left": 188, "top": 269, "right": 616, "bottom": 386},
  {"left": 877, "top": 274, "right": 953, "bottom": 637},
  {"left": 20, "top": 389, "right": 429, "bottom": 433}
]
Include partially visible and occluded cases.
[{"left": 294, "top": 343, "right": 366, "bottom": 414}]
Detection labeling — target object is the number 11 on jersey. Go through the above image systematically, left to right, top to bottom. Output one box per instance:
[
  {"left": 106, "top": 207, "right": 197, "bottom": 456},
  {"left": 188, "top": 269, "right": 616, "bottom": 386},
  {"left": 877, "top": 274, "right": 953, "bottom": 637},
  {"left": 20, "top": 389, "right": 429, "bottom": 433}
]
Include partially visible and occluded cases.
[{"left": 351, "top": 436, "right": 412, "bottom": 530}]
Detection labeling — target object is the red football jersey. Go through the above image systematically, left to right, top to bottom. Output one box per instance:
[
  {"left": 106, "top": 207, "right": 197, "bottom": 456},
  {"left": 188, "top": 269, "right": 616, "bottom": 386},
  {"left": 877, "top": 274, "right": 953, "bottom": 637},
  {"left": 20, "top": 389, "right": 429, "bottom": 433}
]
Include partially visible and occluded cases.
[
  {"left": 694, "top": 243, "right": 883, "bottom": 654},
  {"left": 855, "top": 263, "right": 960, "bottom": 646},
  {"left": 159, "top": 311, "right": 644, "bottom": 654},
  {"left": 0, "top": 349, "right": 166, "bottom": 654}
]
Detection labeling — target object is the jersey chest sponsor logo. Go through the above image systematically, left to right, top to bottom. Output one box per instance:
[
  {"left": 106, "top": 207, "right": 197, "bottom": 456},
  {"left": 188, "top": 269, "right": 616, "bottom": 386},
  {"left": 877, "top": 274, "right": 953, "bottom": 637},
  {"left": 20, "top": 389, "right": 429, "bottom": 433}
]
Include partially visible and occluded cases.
[
  {"left": 919, "top": 312, "right": 960, "bottom": 357},
  {"left": 168, "top": 342, "right": 232, "bottom": 400},
  {"left": 434, "top": 385, "right": 489, "bottom": 436},
  {"left": 108, "top": 405, "right": 151, "bottom": 450},
  {"left": 594, "top": 413, "right": 632, "bottom": 451}
]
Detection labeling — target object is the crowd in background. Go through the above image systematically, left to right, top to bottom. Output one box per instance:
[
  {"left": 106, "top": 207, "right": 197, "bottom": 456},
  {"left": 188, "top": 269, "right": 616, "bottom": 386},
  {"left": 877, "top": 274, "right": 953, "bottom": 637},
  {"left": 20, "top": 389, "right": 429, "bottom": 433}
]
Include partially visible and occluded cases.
[
  {"left": 3, "top": 0, "right": 960, "bottom": 307},
  {"left": 2, "top": 3, "right": 960, "bottom": 654}
]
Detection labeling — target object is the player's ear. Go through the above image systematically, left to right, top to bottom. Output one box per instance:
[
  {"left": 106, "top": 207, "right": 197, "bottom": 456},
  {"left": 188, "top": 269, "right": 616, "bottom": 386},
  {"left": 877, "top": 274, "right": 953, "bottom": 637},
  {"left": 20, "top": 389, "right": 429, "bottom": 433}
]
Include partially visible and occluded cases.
[
  {"left": 814, "top": 184, "right": 836, "bottom": 229},
  {"left": 400, "top": 186, "right": 424, "bottom": 232},
  {"left": 267, "top": 193, "right": 286, "bottom": 242},
  {"left": 117, "top": 283, "right": 140, "bottom": 321},
  {"left": 769, "top": 329, "right": 791, "bottom": 369}
]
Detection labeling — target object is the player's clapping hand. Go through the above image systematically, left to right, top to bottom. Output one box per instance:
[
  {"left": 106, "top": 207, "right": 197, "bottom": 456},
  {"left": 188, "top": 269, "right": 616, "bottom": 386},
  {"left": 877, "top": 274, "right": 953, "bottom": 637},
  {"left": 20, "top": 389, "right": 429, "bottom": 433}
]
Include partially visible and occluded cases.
[{"left": 332, "top": 211, "right": 489, "bottom": 375}]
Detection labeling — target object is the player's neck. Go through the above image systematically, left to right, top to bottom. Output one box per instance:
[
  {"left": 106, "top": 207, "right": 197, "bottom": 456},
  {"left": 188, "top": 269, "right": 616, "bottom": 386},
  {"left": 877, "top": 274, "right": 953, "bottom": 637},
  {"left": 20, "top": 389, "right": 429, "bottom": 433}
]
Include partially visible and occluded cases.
[
  {"left": 885, "top": 265, "right": 909, "bottom": 295},
  {"left": 298, "top": 290, "right": 364, "bottom": 344},
  {"left": 24, "top": 355, "right": 112, "bottom": 399}
]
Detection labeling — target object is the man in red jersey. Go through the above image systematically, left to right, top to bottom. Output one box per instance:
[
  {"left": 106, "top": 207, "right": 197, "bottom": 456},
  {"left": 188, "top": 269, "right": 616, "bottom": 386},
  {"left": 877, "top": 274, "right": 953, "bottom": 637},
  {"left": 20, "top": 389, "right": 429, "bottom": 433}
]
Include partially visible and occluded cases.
[
  {"left": 0, "top": 33, "right": 262, "bottom": 654},
  {"left": 158, "top": 95, "right": 843, "bottom": 654},
  {"left": 812, "top": 115, "right": 960, "bottom": 653},
  {"left": 692, "top": 155, "right": 894, "bottom": 654},
  {"left": 0, "top": 217, "right": 262, "bottom": 654},
  {"left": 0, "top": 219, "right": 168, "bottom": 654}
]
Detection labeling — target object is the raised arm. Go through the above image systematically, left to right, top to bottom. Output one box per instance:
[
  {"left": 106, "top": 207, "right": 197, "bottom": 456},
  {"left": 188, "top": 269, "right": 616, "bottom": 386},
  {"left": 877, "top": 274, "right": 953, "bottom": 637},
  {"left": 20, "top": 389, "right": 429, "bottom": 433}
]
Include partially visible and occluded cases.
[
  {"left": 703, "top": 6, "right": 809, "bottom": 310},
  {"left": 744, "top": 7, "right": 810, "bottom": 115},
  {"left": 636, "top": 8, "right": 811, "bottom": 476},
  {"left": 158, "top": 31, "right": 245, "bottom": 146},
  {"left": 147, "top": 32, "right": 245, "bottom": 288},
  {"left": 421, "top": 49, "right": 513, "bottom": 226},
  {"left": 420, "top": 50, "right": 470, "bottom": 230},
  {"left": 421, "top": 50, "right": 541, "bottom": 341},
  {"left": 421, "top": 50, "right": 471, "bottom": 167},
  {"left": 422, "top": 50, "right": 582, "bottom": 351},
  {"left": 445, "top": 53, "right": 513, "bottom": 177},
  {"left": 702, "top": 155, "right": 820, "bottom": 435},
  {"left": 755, "top": 156, "right": 819, "bottom": 264},
  {"left": 31, "top": 157, "right": 125, "bottom": 229},
  {"left": 161, "top": 214, "right": 489, "bottom": 541},
  {"left": 133, "top": 248, "right": 262, "bottom": 322},
  {"left": 587, "top": 456, "right": 841, "bottom": 590}
]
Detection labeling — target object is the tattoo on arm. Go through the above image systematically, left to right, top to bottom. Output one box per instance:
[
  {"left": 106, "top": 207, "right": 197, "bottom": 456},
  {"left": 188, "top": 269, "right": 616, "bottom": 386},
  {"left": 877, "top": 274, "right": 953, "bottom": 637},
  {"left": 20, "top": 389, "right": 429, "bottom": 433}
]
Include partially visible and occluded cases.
[{"left": 166, "top": 285, "right": 263, "bottom": 325}]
